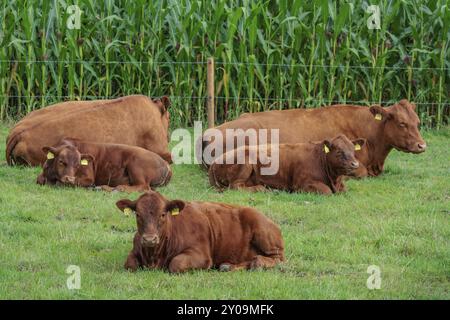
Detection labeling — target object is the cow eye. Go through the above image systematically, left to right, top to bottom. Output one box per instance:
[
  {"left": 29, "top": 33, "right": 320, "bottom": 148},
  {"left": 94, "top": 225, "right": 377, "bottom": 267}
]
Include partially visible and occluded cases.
[
  {"left": 399, "top": 123, "right": 406, "bottom": 128},
  {"left": 59, "top": 160, "right": 65, "bottom": 166}
]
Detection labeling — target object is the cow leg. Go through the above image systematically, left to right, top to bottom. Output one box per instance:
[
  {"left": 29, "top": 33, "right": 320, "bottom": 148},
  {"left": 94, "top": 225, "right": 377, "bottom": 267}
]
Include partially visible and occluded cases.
[
  {"left": 116, "top": 163, "right": 155, "bottom": 193},
  {"left": 224, "top": 164, "right": 253, "bottom": 189},
  {"left": 36, "top": 173, "right": 46, "bottom": 185},
  {"left": 335, "top": 177, "right": 346, "bottom": 193},
  {"left": 230, "top": 182, "right": 266, "bottom": 192},
  {"left": 302, "top": 182, "right": 333, "bottom": 195},
  {"left": 113, "top": 184, "right": 151, "bottom": 193},
  {"left": 98, "top": 185, "right": 115, "bottom": 192},
  {"left": 249, "top": 221, "right": 284, "bottom": 270},
  {"left": 221, "top": 222, "right": 284, "bottom": 272},
  {"left": 168, "top": 250, "right": 212, "bottom": 273},
  {"left": 124, "top": 252, "right": 140, "bottom": 272},
  {"left": 219, "top": 255, "right": 281, "bottom": 271},
  {"left": 248, "top": 255, "right": 282, "bottom": 270},
  {"left": 218, "top": 261, "right": 252, "bottom": 272}
]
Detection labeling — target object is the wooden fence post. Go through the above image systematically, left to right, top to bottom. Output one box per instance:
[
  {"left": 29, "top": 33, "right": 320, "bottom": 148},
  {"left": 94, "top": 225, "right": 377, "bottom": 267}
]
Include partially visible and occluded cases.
[{"left": 207, "top": 57, "right": 215, "bottom": 128}]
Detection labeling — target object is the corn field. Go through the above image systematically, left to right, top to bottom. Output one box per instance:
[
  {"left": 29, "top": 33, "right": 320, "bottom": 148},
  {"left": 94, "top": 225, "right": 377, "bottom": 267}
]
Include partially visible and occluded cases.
[{"left": 0, "top": 0, "right": 449, "bottom": 128}]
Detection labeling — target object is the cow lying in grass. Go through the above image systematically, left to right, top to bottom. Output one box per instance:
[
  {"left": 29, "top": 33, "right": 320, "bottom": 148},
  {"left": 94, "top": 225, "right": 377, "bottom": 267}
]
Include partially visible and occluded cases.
[
  {"left": 7, "top": 95, "right": 172, "bottom": 166},
  {"left": 202, "top": 99, "right": 426, "bottom": 176},
  {"left": 208, "top": 135, "right": 365, "bottom": 194},
  {"left": 36, "top": 138, "right": 172, "bottom": 192},
  {"left": 116, "top": 191, "right": 285, "bottom": 273}
]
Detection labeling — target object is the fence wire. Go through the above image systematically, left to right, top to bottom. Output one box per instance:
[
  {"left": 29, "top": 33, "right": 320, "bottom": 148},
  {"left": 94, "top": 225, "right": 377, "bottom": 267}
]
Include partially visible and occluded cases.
[
  {"left": 1, "top": 59, "right": 449, "bottom": 71},
  {"left": 1, "top": 95, "right": 448, "bottom": 106}
]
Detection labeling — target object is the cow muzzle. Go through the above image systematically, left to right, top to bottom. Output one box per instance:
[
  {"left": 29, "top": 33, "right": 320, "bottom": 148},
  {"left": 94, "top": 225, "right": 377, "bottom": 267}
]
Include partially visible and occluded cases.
[
  {"left": 405, "top": 142, "right": 427, "bottom": 154},
  {"left": 415, "top": 142, "right": 427, "bottom": 153},
  {"left": 350, "top": 161, "right": 359, "bottom": 169},
  {"left": 61, "top": 176, "right": 76, "bottom": 184},
  {"left": 141, "top": 234, "right": 160, "bottom": 247}
]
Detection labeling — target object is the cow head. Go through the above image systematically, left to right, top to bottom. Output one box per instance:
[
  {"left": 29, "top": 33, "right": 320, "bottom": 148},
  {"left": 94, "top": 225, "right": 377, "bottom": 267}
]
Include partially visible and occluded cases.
[
  {"left": 369, "top": 99, "right": 426, "bottom": 153},
  {"left": 323, "top": 135, "right": 365, "bottom": 177},
  {"left": 41, "top": 144, "right": 95, "bottom": 186},
  {"left": 116, "top": 191, "right": 185, "bottom": 248}
]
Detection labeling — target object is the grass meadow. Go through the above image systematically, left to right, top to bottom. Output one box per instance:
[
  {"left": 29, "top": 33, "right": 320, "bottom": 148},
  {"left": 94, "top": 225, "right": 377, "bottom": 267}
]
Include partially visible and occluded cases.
[{"left": 0, "top": 123, "right": 449, "bottom": 299}]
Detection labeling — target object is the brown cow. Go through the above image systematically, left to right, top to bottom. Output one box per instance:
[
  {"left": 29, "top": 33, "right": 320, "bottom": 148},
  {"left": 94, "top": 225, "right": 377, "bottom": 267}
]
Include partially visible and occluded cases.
[
  {"left": 6, "top": 95, "right": 172, "bottom": 166},
  {"left": 202, "top": 99, "right": 426, "bottom": 176},
  {"left": 208, "top": 135, "right": 365, "bottom": 194},
  {"left": 37, "top": 138, "right": 172, "bottom": 192},
  {"left": 116, "top": 191, "right": 285, "bottom": 273}
]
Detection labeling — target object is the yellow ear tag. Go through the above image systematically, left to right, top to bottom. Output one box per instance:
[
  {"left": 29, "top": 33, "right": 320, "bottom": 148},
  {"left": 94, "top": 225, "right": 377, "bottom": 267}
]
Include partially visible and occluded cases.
[
  {"left": 375, "top": 113, "right": 382, "bottom": 121},
  {"left": 355, "top": 144, "right": 361, "bottom": 151},
  {"left": 324, "top": 145, "right": 330, "bottom": 154},
  {"left": 47, "top": 152, "right": 54, "bottom": 160},
  {"left": 80, "top": 159, "right": 89, "bottom": 166},
  {"left": 123, "top": 208, "right": 133, "bottom": 217},
  {"left": 171, "top": 208, "right": 180, "bottom": 216}
]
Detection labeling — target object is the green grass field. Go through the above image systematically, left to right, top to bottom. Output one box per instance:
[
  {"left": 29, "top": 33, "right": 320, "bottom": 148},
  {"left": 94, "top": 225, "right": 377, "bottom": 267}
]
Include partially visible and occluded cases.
[{"left": 0, "top": 123, "right": 449, "bottom": 299}]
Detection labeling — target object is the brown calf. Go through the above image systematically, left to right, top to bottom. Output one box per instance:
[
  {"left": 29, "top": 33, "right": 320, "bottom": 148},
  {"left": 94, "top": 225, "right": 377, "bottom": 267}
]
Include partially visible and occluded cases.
[
  {"left": 208, "top": 135, "right": 365, "bottom": 194},
  {"left": 37, "top": 138, "right": 171, "bottom": 192},
  {"left": 116, "top": 191, "right": 285, "bottom": 273}
]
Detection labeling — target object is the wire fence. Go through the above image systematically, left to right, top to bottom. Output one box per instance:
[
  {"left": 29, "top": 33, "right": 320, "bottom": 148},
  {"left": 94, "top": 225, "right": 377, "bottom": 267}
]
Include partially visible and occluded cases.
[
  {"left": 1, "top": 59, "right": 449, "bottom": 70},
  {"left": 1, "top": 59, "right": 448, "bottom": 128},
  {"left": 0, "top": 94, "right": 446, "bottom": 106}
]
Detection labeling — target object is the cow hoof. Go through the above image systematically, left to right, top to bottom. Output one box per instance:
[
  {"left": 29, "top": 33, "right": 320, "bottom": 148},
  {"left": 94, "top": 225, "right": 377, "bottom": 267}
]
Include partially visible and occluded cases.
[
  {"left": 94, "top": 186, "right": 103, "bottom": 191},
  {"left": 219, "top": 263, "right": 232, "bottom": 272}
]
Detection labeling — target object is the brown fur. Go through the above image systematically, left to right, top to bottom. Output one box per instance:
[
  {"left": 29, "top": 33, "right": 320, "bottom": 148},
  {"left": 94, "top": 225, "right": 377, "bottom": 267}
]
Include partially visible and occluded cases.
[
  {"left": 6, "top": 95, "right": 172, "bottom": 166},
  {"left": 203, "top": 99, "right": 426, "bottom": 176},
  {"left": 209, "top": 135, "right": 364, "bottom": 194},
  {"left": 37, "top": 138, "right": 172, "bottom": 192},
  {"left": 116, "top": 191, "right": 285, "bottom": 273}
]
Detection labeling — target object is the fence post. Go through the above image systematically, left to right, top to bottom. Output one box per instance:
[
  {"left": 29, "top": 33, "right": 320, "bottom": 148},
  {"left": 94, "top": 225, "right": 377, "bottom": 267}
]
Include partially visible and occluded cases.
[{"left": 207, "top": 57, "right": 215, "bottom": 128}]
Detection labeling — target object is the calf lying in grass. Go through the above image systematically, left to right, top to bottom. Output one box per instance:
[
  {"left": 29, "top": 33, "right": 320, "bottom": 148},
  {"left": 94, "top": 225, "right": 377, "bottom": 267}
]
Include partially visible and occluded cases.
[
  {"left": 208, "top": 135, "right": 366, "bottom": 194},
  {"left": 36, "top": 138, "right": 172, "bottom": 192},
  {"left": 116, "top": 191, "right": 285, "bottom": 273}
]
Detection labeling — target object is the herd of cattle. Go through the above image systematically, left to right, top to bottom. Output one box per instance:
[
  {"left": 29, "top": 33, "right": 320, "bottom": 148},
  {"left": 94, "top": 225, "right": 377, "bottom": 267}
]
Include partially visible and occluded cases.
[{"left": 5, "top": 95, "right": 426, "bottom": 273}]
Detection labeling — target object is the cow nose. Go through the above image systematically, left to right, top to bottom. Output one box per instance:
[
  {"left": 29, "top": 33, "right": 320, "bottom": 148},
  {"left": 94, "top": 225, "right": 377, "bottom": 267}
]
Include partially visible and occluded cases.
[
  {"left": 417, "top": 143, "right": 427, "bottom": 151},
  {"left": 350, "top": 161, "right": 359, "bottom": 169},
  {"left": 64, "top": 176, "right": 76, "bottom": 184},
  {"left": 142, "top": 234, "right": 159, "bottom": 246}
]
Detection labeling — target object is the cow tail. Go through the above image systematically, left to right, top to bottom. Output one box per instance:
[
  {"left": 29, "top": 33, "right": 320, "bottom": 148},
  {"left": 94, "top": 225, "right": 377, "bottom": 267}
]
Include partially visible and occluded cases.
[
  {"left": 5, "top": 131, "right": 21, "bottom": 165},
  {"left": 161, "top": 162, "right": 172, "bottom": 186},
  {"left": 163, "top": 163, "right": 173, "bottom": 186},
  {"left": 208, "top": 164, "right": 225, "bottom": 191}
]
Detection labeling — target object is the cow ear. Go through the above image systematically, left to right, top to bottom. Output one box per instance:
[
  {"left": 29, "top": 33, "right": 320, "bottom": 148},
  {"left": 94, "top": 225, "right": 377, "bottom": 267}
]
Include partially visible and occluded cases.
[
  {"left": 160, "top": 96, "right": 171, "bottom": 110},
  {"left": 399, "top": 99, "right": 416, "bottom": 111},
  {"left": 369, "top": 105, "right": 388, "bottom": 121},
  {"left": 352, "top": 138, "right": 366, "bottom": 150},
  {"left": 42, "top": 146, "right": 57, "bottom": 160},
  {"left": 80, "top": 154, "right": 95, "bottom": 166},
  {"left": 116, "top": 199, "right": 137, "bottom": 214},
  {"left": 166, "top": 200, "right": 185, "bottom": 214}
]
